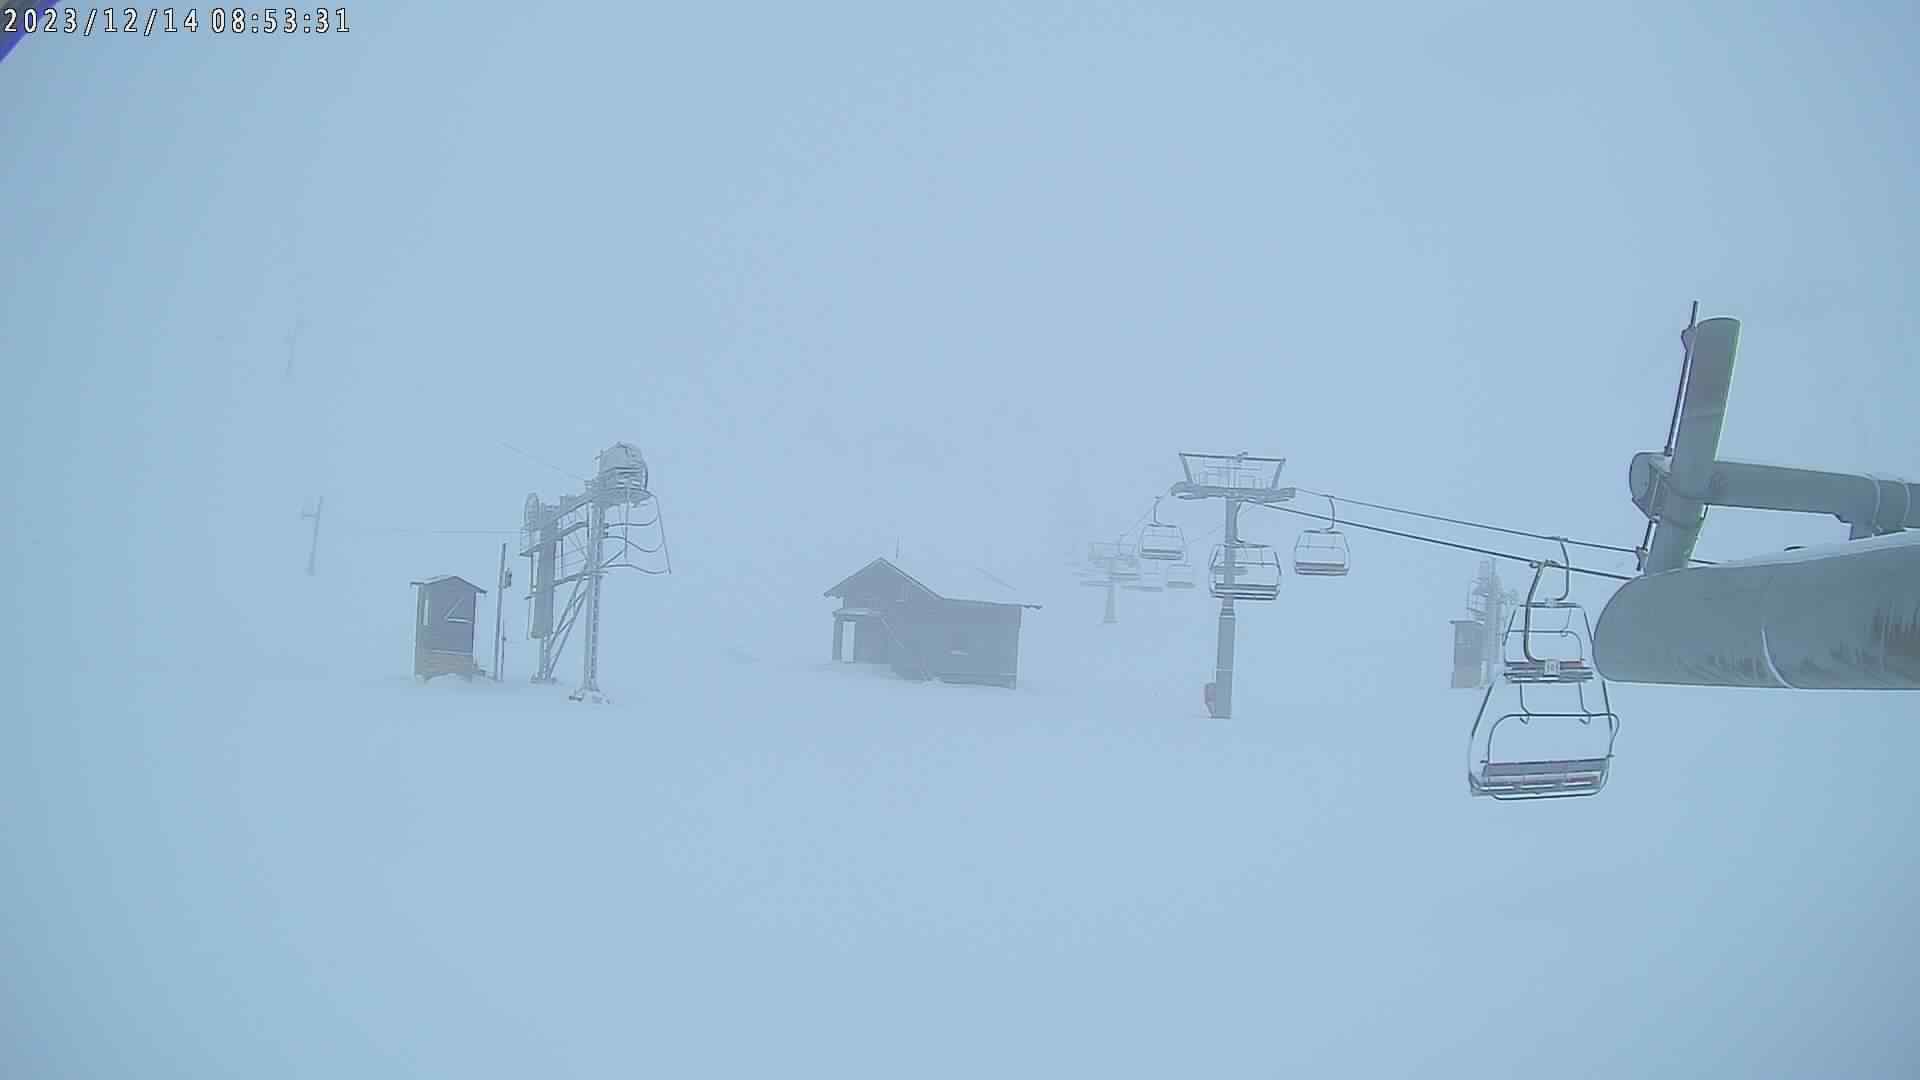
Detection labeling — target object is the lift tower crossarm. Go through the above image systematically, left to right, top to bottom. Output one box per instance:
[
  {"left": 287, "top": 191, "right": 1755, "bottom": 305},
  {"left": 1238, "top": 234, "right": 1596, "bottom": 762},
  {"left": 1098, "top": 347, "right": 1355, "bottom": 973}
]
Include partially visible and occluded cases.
[
  {"left": 1631, "top": 454, "right": 1919, "bottom": 542},
  {"left": 1169, "top": 482, "right": 1297, "bottom": 504},
  {"left": 517, "top": 490, "right": 595, "bottom": 558}
]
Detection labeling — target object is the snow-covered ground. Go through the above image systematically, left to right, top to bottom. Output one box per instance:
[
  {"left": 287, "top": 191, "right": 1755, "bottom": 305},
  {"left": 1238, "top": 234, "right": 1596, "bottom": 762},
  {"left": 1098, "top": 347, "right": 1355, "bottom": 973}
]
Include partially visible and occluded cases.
[{"left": 7, "top": 562, "right": 1915, "bottom": 1078}]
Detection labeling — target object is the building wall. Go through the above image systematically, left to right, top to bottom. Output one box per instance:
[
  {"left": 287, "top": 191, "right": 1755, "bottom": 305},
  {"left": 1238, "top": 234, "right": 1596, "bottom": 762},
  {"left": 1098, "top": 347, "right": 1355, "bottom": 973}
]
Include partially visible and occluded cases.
[
  {"left": 831, "top": 565, "right": 1026, "bottom": 689},
  {"left": 418, "top": 585, "right": 480, "bottom": 657},
  {"left": 886, "top": 596, "right": 1023, "bottom": 689},
  {"left": 852, "top": 618, "right": 889, "bottom": 663}
]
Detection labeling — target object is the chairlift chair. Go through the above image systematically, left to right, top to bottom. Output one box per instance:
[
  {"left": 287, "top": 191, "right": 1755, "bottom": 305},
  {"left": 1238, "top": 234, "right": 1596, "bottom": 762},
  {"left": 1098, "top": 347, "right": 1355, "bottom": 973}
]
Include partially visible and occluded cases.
[
  {"left": 1292, "top": 495, "right": 1351, "bottom": 577},
  {"left": 1138, "top": 498, "right": 1186, "bottom": 561},
  {"left": 1208, "top": 543, "right": 1281, "bottom": 601},
  {"left": 1498, "top": 550, "right": 1594, "bottom": 685},
  {"left": 1466, "top": 556, "right": 1619, "bottom": 800},
  {"left": 1164, "top": 559, "right": 1198, "bottom": 589},
  {"left": 1123, "top": 564, "right": 1166, "bottom": 592},
  {"left": 1468, "top": 680, "right": 1619, "bottom": 799}
]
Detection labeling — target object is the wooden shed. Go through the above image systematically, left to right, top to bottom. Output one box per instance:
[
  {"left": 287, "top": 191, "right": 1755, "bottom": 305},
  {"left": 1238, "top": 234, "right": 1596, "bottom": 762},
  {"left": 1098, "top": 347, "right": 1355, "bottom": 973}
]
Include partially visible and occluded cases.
[
  {"left": 824, "top": 557, "right": 1040, "bottom": 689},
  {"left": 412, "top": 575, "right": 487, "bottom": 681}
]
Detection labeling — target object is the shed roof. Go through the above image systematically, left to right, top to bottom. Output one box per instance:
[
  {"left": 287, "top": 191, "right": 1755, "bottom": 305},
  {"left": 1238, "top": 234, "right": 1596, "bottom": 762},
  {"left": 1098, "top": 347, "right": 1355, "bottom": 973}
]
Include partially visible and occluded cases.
[
  {"left": 824, "top": 557, "right": 1040, "bottom": 609},
  {"left": 410, "top": 574, "right": 487, "bottom": 594}
]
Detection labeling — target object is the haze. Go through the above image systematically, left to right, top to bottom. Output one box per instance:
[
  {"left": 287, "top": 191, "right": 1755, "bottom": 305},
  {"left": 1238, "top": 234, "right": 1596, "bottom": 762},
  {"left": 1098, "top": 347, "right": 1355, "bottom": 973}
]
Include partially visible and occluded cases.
[{"left": 4, "top": 3, "right": 1916, "bottom": 1076}]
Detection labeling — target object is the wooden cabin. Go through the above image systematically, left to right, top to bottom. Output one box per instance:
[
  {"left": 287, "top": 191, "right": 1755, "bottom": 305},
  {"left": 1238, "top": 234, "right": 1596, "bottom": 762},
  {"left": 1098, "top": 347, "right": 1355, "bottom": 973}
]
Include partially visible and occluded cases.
[{"left": 825, "top": 558, "right": 1040, "bottom": 689}]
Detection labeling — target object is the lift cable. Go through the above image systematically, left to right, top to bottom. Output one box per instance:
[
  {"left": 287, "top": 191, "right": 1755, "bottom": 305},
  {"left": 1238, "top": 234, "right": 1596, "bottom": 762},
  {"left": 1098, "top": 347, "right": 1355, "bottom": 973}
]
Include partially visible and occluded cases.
[
  {"left": 1291, "top": 486, "right": 1715, "bottom": 567},
  {"left": 1292, "top": 487, "right": 1632, "bottom": 557},
  {"left": 1251, "top": 501, "right": 1635, "bottom": 582},
  {"left": 344, "top": 527, "right": 521, "bottom": 536}
]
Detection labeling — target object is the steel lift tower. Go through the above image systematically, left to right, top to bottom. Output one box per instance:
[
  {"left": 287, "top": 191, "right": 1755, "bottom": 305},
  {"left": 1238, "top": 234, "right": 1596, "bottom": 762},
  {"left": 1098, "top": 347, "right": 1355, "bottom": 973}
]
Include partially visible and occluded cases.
[
  {"left": 1594, "top": 310, "right": 1920, "bottom": 689},
  {"left": 519, "top": 443, "right": 669, "bottom": 703},
  {"left": 1169, "top": 453, "right": 1294, "bottom": 718}
]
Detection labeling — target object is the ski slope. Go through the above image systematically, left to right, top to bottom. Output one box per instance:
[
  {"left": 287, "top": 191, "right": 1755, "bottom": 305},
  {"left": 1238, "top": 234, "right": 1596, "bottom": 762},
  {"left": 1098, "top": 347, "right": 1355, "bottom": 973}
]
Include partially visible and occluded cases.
[{"left": 6, "top": 560, "right": 1916, "bottom": 1078}]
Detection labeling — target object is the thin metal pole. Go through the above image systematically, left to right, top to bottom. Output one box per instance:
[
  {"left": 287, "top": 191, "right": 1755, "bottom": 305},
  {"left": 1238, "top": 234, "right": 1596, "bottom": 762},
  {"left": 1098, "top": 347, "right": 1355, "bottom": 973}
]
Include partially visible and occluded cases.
[
  {"left": 302, "top": 495, "right": 324, "bottom": 576},
  {"left": 1213, "top": 499, "right": 1240, "bottom": 718},
  {"left": 573, "top": 501, "right": 607, "bottom": 703},
  {"left": 493, "top": 541, "right": 508, "bottom": 682},
  {"left": 1104, "top": 578, "right": 1117, "bottom": 624}
]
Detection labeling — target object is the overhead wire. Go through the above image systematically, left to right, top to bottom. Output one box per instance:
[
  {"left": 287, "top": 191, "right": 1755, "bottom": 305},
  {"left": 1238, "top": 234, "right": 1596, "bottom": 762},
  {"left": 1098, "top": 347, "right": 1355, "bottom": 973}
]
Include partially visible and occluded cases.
[
  {"left": 1288, "top": 487, "right": 1716, "bottom": 568},
  {"left": 1291, "top": 487, "right": 1640, "bottom": 558},
  {"left": 1248, "top": 501, "right": 1635, "bottom": 582}
]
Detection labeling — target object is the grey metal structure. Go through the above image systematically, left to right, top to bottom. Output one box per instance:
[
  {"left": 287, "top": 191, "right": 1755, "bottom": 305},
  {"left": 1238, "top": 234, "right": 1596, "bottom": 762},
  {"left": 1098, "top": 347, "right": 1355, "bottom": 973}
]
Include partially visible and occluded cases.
[
  {"left": 1598, "top": 309, "right": 1920, "bottom": 690},
  {"left": 283, "top": 316, "right": 305, "bottom": 382},
  {"left": 518, "top": 443, "right": 668, "bottom": 703},
  {"left": 1168, "top": 452, "right": 1295, "bottom": 719},
  {"left": 1292, "top": 495, "right": 1351, "bottom": 577},
  {"left": 299, "top": 496, "right": 324, "bottom": 576},
  {"left": 1138, "top": 499, "right": 1187, "bottom": 561},
  {"left": 1596, "top": 532, "right": 1920, "bottom": 689},
  {"left": 1080, "top": 541, "right": 1130, "bottom": 623},
  {"left": 491, "top": 542, "right": 512, "bottom": 683},
  {"left": 1164, "top": 556, "right": 1197, "bottom": 590},
  {"left": 1452, "top": 559, "right": 1516, "bottom": 689},
  {"left": 1468, "top": 561, "right": 1619, "bottom": 800}
]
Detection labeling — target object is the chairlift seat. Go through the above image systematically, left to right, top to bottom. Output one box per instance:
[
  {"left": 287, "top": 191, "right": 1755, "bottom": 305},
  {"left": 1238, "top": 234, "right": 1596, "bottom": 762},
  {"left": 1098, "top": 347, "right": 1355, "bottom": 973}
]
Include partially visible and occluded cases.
[
  {"left": 1138, "top": 522, "right": 1185, "bottom": 561},
  {"left": 1292, "top": 530, "right": 1351, "bottom": 577},
  {"left": 1208, "top": 544, "right": 1281, "bottom": 602},
  {"left": 1293, "top": 557, "right": 1350, "bottom": 577},
  {"left": 1164, "top": 563, "right": 1198, "bottom": 589},
  {"left": 1212, "top": 579, "right": 1280, "bottom": 601},
  {"left": 1501, "top": 658, "right": 1596, "bottom": 683},
  {"left": 1472, "top": 756, "right": 1610, "bottom": 798}
]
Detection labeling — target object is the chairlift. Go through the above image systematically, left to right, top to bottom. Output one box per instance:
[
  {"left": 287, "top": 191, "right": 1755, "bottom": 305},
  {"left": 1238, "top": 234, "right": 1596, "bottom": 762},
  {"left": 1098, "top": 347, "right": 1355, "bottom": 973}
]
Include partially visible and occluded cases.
[
  {"left": 1292, "top": 495, "right": 1351, "bottom": 577},
  {"left": 1138, "top": 498, "right": 1186, "bottom": 561},
  {"left": 1208, "top": 543, "right": 1281, "bottom": 601},
  {"left": 1109, "top": 544, "right": 1142, "bottom": 581},
  {"left": 1499, "top": 546, "right": 1591, "bottom": 684},
  {"left": 1466, "top": 556, "right": 1619, "bottom": 800},
  {"left": 1164, "top": 558, "right": 1197, "bottom": 589},
  {"left": 1123, "top": 564, "right": 1166, "bottom": 592}
]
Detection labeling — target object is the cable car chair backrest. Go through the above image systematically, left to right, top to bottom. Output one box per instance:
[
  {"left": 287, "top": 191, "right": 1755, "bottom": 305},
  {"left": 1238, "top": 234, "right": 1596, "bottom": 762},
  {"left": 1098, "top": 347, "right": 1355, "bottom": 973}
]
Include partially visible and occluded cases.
[{"left": 1292, "top": 494, "right": 1351, "bottom": 576}]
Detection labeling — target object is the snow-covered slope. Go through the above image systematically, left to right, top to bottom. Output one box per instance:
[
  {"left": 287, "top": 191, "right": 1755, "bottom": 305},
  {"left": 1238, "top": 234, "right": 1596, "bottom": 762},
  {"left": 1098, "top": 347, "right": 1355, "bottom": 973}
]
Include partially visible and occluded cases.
[{"left": 6, "top": 567, "right": 1916, "bottom": 1078}]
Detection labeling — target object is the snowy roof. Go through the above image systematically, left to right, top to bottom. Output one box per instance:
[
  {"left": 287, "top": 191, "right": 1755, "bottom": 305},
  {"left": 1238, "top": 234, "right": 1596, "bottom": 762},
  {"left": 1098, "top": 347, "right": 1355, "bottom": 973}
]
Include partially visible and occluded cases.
[
  {"left": 825, "top": 557, "right": 1040, "bottom": 609},
  {"left": 410, "top": 574, "right": 487, "bottom": 594}
]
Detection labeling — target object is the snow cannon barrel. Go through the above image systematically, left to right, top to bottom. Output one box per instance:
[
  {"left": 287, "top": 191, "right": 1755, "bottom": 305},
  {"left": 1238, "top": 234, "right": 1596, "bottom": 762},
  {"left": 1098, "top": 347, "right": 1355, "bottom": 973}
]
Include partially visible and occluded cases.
[
  {"left": 593, "top": 443, "right": 650, "bottom": 507},
  {"left": 1592, "top": 533, "right": 1920, "bottom": 689}
]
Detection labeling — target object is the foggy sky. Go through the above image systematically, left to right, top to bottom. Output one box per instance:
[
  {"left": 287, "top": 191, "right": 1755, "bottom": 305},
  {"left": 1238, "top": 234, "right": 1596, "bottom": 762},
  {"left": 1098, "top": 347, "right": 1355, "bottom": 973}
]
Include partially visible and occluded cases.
[{"left": 3, "top": 2, "right": 1918, "bottom": 1075}]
